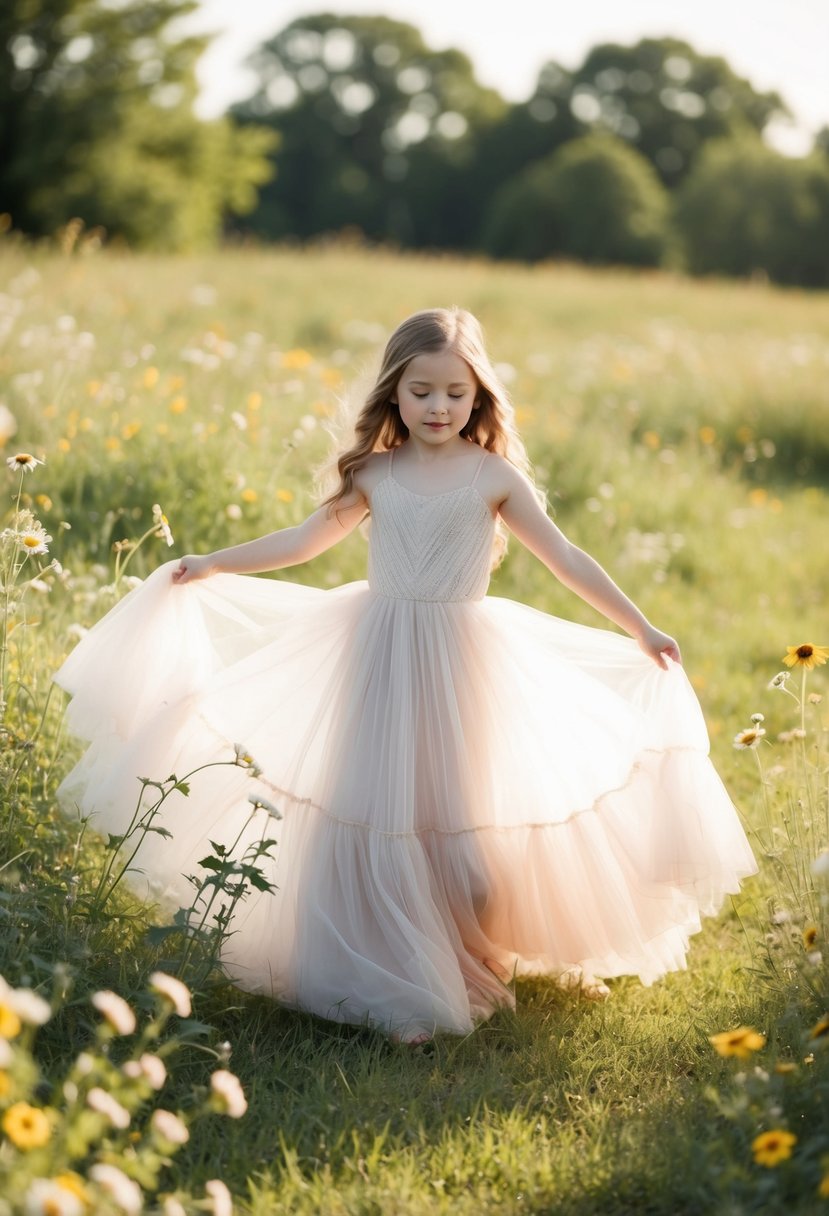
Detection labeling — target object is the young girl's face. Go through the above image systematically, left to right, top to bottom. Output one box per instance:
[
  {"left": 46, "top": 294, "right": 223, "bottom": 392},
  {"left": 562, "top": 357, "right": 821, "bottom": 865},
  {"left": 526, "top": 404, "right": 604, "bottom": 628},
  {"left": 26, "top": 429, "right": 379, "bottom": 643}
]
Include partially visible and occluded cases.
[{"left": 392, "top": 348, "right": 479, "bottom": 446}]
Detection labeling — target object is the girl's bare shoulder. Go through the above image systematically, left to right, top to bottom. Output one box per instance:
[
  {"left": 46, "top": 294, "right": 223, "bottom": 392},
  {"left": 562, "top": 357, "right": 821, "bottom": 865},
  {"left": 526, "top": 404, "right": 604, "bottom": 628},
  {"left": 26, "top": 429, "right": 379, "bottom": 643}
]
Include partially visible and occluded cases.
[
  {"left": 352, "top": 450, "right": 393, "bottom": 500},
  {"left": 475, "top": 450, "right": 527, "bottom": 507}
]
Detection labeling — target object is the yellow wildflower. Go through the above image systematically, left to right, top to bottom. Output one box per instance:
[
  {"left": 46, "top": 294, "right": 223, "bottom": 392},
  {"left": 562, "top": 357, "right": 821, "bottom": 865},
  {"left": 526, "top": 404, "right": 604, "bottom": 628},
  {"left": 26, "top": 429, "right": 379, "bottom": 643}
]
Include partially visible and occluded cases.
[
  {"left": 281, "top": 348, "right": 313, "bottom": 370},
  {"left": 143, "top": 366, "right": 159, "bottom": 388},
  {"left": 246, "top": 391, "right": 262, "bottom": 410},
  {"left": 169, "top": 396, "right": 188, "bottom": 415},
  {"left": 121, "top": 422, "right": 141, "bottom": 440},
  {"left": 698, "top": 426, "right": 716, "bottom": 445},
  {"left": 642, "top": 430, "right": 660, "bottom": 450},
  {"left": 57, "top": 438, "right": 71, "bottom": 454},
  {"left": 241, "top": 488, "right": 258, "bottom": 504},
  {"left": 748, "top": 488, "right": 767, "bottom": 508},
  {"left": 276, "top": 489, "right": 294, "bottom": 503},
  {"left": 783, "top": 644, "right": 829, "bottom": 670},
  {"left": 0, "top": 1002, "right": 21, "bottom": 1038},
  {"left": 709, "top": 1026, "right": 766, "bottom": 1059},
  {"left": 773, "top": 1061, "right": 798, "bottom": 1075},
  {"left": 1, "top": 1102, "right": 52, "bottom": 1149},
  {"left": 752, "top": 1129, "right": 796, "bottom": 1167},
  {"left": 819, "top": 1174, "right": 829, "bottom": 1199}
]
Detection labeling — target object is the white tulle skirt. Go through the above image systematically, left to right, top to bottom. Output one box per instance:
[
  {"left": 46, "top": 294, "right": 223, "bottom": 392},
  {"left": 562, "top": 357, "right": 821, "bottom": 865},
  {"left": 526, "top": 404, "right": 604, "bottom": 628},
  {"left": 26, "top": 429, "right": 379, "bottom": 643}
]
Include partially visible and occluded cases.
[{"left": 54, "top": 560, "right": 758, "bottom": 1037}]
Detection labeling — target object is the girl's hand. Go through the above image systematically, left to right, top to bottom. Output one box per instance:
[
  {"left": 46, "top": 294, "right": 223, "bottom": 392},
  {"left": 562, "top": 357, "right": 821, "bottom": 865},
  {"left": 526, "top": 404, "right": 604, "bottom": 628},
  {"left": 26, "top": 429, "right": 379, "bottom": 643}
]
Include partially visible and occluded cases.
[
  {"left": 172, "top": 554, "right": 215, "bottom": 584},
  {"left": 636, "top": 625, "right": 682, "bottom": 670}
]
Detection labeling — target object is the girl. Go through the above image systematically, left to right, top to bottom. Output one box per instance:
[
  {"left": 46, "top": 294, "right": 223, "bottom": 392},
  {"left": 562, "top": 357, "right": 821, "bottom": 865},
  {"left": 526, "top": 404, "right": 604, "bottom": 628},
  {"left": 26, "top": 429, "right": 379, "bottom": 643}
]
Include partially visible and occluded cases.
[{"left": 55, "top": 307, "right": 757, "bottom": 1043}]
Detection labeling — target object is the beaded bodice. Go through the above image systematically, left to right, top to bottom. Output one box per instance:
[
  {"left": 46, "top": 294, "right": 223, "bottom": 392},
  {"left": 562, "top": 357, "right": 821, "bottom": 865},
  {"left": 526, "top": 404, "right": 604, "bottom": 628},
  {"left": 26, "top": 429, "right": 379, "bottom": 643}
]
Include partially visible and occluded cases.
[{"left": 367, "top": 448, "right": 495, "bottom": 603}]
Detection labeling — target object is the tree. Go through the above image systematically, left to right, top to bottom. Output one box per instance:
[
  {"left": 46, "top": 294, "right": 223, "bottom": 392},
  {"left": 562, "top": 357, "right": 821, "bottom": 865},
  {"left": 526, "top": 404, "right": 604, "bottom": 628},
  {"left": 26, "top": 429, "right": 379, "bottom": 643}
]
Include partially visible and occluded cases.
[
  {"left": 1, "top": 0, "right": 276, "bottom": 248},
  {"left": 229, "top": 13, "right": 506, "bottom": 248},
  {"left": 557, "top": 38, "right": 786, "bottom": 188},
  {"left": 482, "top": 134, "right": 670, "bottom": 266},
  {"left": 674, "top": 136, "right": 829, "bottom": 286}
]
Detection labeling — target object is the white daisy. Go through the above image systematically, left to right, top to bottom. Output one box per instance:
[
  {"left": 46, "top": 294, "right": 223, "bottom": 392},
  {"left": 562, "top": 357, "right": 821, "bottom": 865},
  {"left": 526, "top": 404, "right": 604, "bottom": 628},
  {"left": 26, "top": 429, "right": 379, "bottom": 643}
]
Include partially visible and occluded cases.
[
  {"left": 6, "top": 452, "right": 45, "bottom": 473},
  {"left": 149, "top": 971, "right": 192, "bottom": 1018},
  {"left": 91, "top": 990, "right": 136, "bottom": 1036},
  {"left": 210, "top": 1069, "right": 248, "bottom": 1118},
  {"left": 150, "top": 1108, "right": 190, "bottom": 1145},
  {"left": 88, "top": 1164, "right": 143, "bottom": 1214}
]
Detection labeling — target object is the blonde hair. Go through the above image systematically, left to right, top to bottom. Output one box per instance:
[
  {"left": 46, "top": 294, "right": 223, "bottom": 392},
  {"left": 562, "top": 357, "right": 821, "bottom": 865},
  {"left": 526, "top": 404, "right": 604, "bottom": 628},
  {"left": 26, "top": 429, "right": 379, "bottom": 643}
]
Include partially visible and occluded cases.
[{"left": 318, "top": 307, "right": 539, "bottom": 567}]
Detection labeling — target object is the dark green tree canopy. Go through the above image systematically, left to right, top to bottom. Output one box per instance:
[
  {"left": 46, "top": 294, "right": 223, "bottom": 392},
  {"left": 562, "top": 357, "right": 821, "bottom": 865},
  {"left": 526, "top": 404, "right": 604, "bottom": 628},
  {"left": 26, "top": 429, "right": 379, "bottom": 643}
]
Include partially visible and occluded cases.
[
  {"left": 1, "top": 0, "right": 276, "bottom": 248},
  {"left": 230, "top": 13, "right": 506, "bottom": 246},
  {"left": 535, "top": 37, "right": 788, "bottom": 187},
  {"left": 482, "top": 133, "right": 669, "bottom": 266},
  {"left": 675, "top": 135, "right": 829, "bottom": 287}
]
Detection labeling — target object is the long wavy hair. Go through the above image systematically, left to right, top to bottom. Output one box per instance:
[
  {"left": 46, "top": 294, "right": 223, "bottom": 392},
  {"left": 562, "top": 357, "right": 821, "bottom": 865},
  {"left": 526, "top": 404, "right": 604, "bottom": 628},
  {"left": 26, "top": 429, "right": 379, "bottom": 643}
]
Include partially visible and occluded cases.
[{"left": 317, "top": 307, "right": 541, "bottom": 567}]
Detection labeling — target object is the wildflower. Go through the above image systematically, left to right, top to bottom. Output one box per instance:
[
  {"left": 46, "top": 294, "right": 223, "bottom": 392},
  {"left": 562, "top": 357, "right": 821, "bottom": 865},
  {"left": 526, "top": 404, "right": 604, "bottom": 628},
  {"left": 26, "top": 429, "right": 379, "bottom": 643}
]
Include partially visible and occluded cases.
[
  {"left": 281, "top": 347, "right": 313, "bottom": 369},
  {"left": 246, "top": 391, "right": 262, "bottom": 410},
  {"left": 169, "top": 395, "right": 188, "bottom": 415},
  {"left": 0, "top": 404, "right": 17, "bottom": 445},
  {"left": 230, "top": 411, "right": 247, "bottom": 430},
  {"left": 6, "top": 452, "right": 45, "bottom": 473},
  {"left": 241, "top": 487, "right": 258, "bottom": 504},
  {"left": 276, "top": 489, "right": 294, "bottom": 503},
  {"left": 152, "top": 503, "right": 174, "bottom": 547},
  {"left": 225, "top": 503, "right": 242, "bottom": 520},
  {"left": 18, "top": 525, "right": 52, "bottom": 555},
  {"left": 783, "top": 644, "right": 829, "bottom": 670},
  {"left": 768, "top": 671, "right": 790, "bottom": 690},
  {"left": 809, "top": 692, "right": 823, "bottom": 705},
  {"left": 750, "top": 713, "right": 765, "bottom": 725},
  {"left": 733, "top": 727, "right": 766, "bottom": 750},
  {"left": 233, "top": 744, "right": 263, "bottom": 777},
  {"left": 247, "top": 792, "right": 283, "bottom": 820},
  {"left": 812, "top": 852, "right": 829, "bottom": 879},
  {"left": 803, "top": 925, "right": 819, "bottom": 949},
  {"left": 807, "top": 951, "right": 823, "bottom": 966},
  {"left": 149, "top": 972, "right": 192, "bottom": 1018},
  {"left": 0, "top": 979, "right": 51, "bottom": 1026},
  {"left": 91, "top": 990, "right": 136, "bottom": 1036},
  {"left": 0, "top": 1000, "right": 21, "bottom": 1039},
  {"left": 809, "top": 1013, "right": 829, "bottom": 1039},
  {"left": 709, "top": 1026, "right": 766, "bottom": 1059},
  {"left": 0, "top": 1037, "right": 12, "bottom": 1065},
  {"left": 123, "top": 1052, "right": 166, "bottom": 1089},
  {"left": 774, "top": 1061, "right": 798, "bottom": 1075},
  {"left": 210, "top": 1069, "right": 248, "bottom": 1118},
  {"left": 86, "top": 1087, "right": 130, "bottom": 1128},
  {"left": 1, "top": 1102, "right": 52, "bottom": 1149},
  {"left": 150, "top": 1109, "right": 190, "bottom": 1145},
  {"left": 752, "top": 1129, "right": 796, "bottom": 1167},
  {"left": 88, "top": 1164, "right": 143, "bottom": 1214},
  {"left": 820, "top": 1174, "right": 829, "bottom": 1199},
  {"left": 205, "top": 1179, "right": 233, "bottom": 1216},
  {"left": 23, "top": 1180, "right": 84, "bottom": 1216},
  {"left": 163, "top": 1200, "right": 188, "bottom": 1216}
]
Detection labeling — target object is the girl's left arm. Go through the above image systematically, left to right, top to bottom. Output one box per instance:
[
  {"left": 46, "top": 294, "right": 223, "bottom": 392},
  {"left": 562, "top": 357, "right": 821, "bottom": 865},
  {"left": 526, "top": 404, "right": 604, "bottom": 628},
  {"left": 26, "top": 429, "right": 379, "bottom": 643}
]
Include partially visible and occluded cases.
[{"left": 496, "top": 464, "right": 681, "bottom": 668}]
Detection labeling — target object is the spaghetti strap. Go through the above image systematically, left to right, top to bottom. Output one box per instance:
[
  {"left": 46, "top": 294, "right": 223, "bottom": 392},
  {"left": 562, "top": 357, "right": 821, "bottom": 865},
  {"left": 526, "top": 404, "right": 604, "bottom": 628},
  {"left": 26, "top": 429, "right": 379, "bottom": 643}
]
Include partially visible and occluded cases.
[{"left": 469, "top": 447, "right": 488, "bottom": 486}]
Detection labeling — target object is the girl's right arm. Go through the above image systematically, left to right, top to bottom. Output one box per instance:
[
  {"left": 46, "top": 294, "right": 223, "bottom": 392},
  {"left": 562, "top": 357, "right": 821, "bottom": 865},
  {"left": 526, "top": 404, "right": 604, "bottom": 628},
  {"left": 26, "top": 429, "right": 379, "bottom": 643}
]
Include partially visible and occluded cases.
[{"left": 172, "top": 488, "right": 368, "bottom": 583}]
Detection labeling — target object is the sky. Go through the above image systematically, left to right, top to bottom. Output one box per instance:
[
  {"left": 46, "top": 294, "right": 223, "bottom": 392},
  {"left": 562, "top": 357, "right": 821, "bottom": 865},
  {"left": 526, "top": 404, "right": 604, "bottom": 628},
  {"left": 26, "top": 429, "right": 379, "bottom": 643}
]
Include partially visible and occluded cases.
[{"left": 180, "top": 0, "right": 829, "bottom": 155}]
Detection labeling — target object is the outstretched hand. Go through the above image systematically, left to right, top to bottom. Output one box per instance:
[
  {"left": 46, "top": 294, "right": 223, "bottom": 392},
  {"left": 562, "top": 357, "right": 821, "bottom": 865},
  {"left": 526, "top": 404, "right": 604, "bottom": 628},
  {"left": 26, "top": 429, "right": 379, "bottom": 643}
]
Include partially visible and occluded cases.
[
  {"left": 172, "top": 554, "right": 215, "bottom": 584},
  {"left": 636, "top": 625, "right": 682, "bottom": 670}
]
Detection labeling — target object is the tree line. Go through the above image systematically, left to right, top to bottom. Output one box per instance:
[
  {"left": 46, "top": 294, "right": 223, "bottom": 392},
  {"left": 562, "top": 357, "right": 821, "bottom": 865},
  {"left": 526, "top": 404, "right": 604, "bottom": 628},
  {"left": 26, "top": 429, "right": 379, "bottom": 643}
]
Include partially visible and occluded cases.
[{"left": 3, "top": 2, "right": 828, "bottom": 286}]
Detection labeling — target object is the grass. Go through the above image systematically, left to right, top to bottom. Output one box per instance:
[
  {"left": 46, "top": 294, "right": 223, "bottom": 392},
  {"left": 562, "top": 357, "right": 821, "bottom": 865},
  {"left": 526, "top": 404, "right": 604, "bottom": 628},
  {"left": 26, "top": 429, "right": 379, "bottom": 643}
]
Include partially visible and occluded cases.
[{"left": 1, "top": 236, "right": 829, "bottom": 1213}]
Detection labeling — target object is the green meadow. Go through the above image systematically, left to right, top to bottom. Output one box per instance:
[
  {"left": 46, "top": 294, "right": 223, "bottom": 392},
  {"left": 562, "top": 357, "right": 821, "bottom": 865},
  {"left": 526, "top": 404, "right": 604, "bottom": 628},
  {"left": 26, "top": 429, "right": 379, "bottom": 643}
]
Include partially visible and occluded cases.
[{"left": 1, "top": 240, "right": 829, "bottom": 1214}]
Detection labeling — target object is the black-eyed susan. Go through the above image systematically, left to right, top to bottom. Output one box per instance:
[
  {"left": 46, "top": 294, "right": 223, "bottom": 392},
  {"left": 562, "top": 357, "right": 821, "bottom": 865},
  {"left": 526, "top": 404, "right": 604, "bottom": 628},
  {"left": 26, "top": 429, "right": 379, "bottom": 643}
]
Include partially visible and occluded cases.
[
  {"left": 6, "top": 452, "right": 44, "bottom": 473},
  {"left": 783, "top": 644, "right": 829, "bottom": 670},
  {"left": 733, "top": 726, "right": 766, "bottom": 750},
  {"left": 803, "top": 925, "right": 819, "bottom": 949},
  {"left": 809, "top": 1013, "right": 829, "bottom": 1039},
  {"left": 709, "top": 1026, "right": 766, "bottom": 1058},
  {"left": 1, "top": 1101, "right": 52, "bottom": 1149},
  {"left": 752, "top": 1129, "right": 796, "bottom": 1167}
]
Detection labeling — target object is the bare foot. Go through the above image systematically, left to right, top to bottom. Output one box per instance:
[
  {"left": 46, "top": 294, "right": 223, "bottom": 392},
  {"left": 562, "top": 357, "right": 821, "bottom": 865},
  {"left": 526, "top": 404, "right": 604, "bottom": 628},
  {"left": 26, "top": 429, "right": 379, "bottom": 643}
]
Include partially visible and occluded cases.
[
  {"left": 483, "top": 957, "right": 512, "bottom": 982},
  {"left": 580, "top": 979, "right": 611, "bottom": 1001},
  {"left": 390, "top": 1030, "right": 432, "bottom": 1046}
]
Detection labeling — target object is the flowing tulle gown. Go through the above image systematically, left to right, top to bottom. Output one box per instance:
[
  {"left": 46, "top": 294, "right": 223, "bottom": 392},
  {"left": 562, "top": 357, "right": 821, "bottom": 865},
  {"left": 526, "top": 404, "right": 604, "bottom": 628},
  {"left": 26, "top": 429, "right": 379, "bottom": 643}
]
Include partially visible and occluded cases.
[{"left": 54, "top": 446, "right": 758, "bottom": 1038}]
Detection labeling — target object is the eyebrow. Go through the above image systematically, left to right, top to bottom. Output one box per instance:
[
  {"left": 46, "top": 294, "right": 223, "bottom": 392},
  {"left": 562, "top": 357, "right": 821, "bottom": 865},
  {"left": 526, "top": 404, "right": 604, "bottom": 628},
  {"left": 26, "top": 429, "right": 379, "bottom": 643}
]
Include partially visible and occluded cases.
[{"left": 406, "top": 379, "right": 472, "bottom": 387}]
